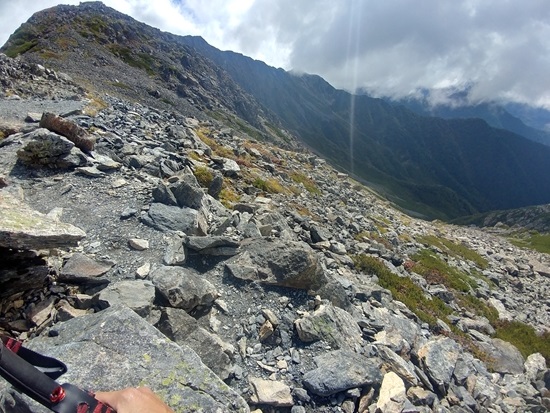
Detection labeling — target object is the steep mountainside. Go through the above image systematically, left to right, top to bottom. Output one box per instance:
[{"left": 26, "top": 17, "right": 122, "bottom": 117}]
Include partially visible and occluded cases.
[{"left": 4, "top": 2, "right": 550, "bottom": 220}]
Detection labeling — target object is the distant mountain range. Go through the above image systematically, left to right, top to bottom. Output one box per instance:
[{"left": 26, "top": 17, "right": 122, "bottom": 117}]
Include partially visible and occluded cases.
[
  {"left": 3, "top": 1, "right": 550, "bottom": 220},
  {"left": 379, "top": 88, "right": 550, "bottom": 147}
]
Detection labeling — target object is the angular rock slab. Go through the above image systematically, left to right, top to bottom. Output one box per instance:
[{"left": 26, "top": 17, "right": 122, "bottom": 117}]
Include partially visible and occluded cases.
[
  {"left": 0, "top": 192, "right": 86, "bottom": 250},
  {"left": 142, "top": 203, "right": 206, "bottom": 235},
  {"left": 225, "top": 239, "right": 326, "bottom": 290},
  {"left": 59, "top": 253, "right": 113, "bottom": 284},
  {"left": 25, "top": 306, "right": 249, "bottom": 413},
  {"left": 157, "top": 307, "right": 235, "bottom": 380},
  {"left": 417, "top": 337, "right": 461, "bottom": 395},
  {"left": 477, "top": 338, "right": 525, "bottom": 375},
  {"left": 303, "top": 349, "right": 382, "bottom": 397},
  {"left": 249, "top": 377, "right": 293, "bottom": 407}
]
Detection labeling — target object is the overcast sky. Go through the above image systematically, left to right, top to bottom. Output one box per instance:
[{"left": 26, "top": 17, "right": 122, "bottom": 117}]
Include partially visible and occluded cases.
[{"left": 1, "top": 0, "right": 549, "bottom": 108}]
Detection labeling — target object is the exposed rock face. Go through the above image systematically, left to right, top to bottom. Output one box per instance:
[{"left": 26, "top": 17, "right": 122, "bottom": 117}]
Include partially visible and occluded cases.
[{"left": 18, "top": 306, "right": 249, "bottom": 413}]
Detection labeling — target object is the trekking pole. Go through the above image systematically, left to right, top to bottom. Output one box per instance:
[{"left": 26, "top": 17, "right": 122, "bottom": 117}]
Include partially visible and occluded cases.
[{"left": 0, "top": 337, "right": 116, "bottom": 413}]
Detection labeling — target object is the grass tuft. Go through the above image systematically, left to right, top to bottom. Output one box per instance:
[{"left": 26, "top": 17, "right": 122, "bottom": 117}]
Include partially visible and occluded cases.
[{"left": 290, "top": 172, "right": 321, "bottom": 194}]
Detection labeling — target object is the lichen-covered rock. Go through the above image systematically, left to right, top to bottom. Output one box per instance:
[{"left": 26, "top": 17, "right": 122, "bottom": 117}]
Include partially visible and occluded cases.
[
  {"left": 0, "top": 191, "right": 86, "bottom": 250},
  {"left": 98, "top": 280, "right": 156, "bottom": 317},
  {"left": 294, "top": 304, "right": 363, "bottom": 350},
  {"left": 22, "top": 305, "right": 249, "bottom": 413},
  {"left": 157, "top": 307, "right": 235, "bottom": 380}
]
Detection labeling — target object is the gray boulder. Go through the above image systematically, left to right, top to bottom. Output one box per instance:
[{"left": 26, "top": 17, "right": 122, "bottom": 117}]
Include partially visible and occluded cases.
[
  {"left": 170, "top": 174, "right": 204, "bottom": 209},
  {"left": 142, "top": 203, "right": 206, "bottom": 235},
  {"left": 184, "top": 235, "right": 240, "bottom": 256},
  {"left": 225, "top": 239, "right": 326, "bottom": 290},
  {"left": 58, "top": 253, "right": 113, "bottom": 285},
  {"left": 150, "top": 265, "right": 218, "bottom": 312},
  {"left": 294, "top": 304, "right": 363, "bottom": 350},
  {"left": 22, "top": 306, "right": 249, "bottom": 413},
  {"left": 157, "top": 307, "right": 235, "bottom": 380},
  {"left": 417, "top": 337, "right": 461, "bottom": 395},
  {"left": 477, "top": 338, "right": 525, "bottom": 374},
  {"left": 303, "top": 349, "right": 382, "bottom": 397}
]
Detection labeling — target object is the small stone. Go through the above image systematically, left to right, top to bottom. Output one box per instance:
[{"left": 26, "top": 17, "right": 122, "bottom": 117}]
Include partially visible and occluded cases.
[
  {"left": 112, "top": 178, "right": 128, "bottom": 188},
  {"left": 128, "top": 238, "right": 149, "bottom": 251},
  {"left": 136, "top": 262, "right": 151, "bottom": 279},
  {"left": 259, "top": 320, "right": 274, "bottom": 342}
]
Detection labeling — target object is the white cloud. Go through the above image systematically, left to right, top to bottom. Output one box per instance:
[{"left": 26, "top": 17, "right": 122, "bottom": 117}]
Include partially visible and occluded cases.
[{"left": 1, "top": 0, "right": 549, "bottom": 108}]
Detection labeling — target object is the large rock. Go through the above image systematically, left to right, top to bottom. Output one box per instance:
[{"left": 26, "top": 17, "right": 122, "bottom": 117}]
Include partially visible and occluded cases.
[
  {"left": 39, "top": 112, "right": 95, "bottom": 152},
  {"left": 17, "top": 129, "right": 87, "bottom": 168},
  {"left": 170, "top": 174, "right": 204, "bottom": 209},
  {"left": 0, "top": 191, "right": 86, "bottom": 250},
  {"left": 142, "top": 203, "right": 206, "bottom": 235},
  {"left": 184, "top": 235, "right": 240, "bottom": 256},
  {"left": 225, "top": 239, "right": 326, "bottom": 290},
  {"left": 58, "top": 253, "right": 113, "bottom": 284},
  {"left": 150, "top": 265, "right": 218, "bottom": 312},
  {"left": 98, "top": 280, "right": 156, "bottom": 317},
  {"left": 294, "top": 304, "right": 363, "bottom": 350},
  {"left": 19, "top": 305, "right": 249, "bottom": 413},
  {"left": 157, "top": 307, "right": 235, "bottom": 380},
  {"left": 416, "top": 337, "right": 461, "bottom": 395},
  {"left": 478, "top": 338, "right": 525, "bottom": 374},
  {"left": 302, "top": 349, "right": 382, "bottom": 397},
  {"left": 376, "top": 372, "right": 406, "bottom": 412}
]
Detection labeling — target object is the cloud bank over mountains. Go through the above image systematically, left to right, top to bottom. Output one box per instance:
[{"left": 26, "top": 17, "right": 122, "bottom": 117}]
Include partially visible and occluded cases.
[{"left": 1, "top": 0, "right": 549, "bottom": 108}]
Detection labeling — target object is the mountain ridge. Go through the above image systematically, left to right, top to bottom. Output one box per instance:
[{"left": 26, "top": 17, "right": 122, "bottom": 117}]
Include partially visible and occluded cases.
[{"left": 3, "top": 2, "right": 550, "bottom": 220}]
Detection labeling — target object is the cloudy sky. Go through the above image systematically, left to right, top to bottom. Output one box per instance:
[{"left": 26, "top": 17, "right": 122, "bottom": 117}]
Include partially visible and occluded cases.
[{"left": 1, "top": 0, "right": 549, "bottom": 108}]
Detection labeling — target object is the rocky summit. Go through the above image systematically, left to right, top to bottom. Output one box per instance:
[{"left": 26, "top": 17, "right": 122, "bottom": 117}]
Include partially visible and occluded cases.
[{"left": 0, "top": 21, "right": 550, "bottom": 413}]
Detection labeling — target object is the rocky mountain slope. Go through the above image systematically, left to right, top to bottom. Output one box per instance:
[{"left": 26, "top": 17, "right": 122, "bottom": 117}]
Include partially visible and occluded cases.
[
  {"left": 4, "top": 2, "right": 550, "bottom": 220},
  {"left": 1, "top": 50, "right": 550, "bottom": 413}
]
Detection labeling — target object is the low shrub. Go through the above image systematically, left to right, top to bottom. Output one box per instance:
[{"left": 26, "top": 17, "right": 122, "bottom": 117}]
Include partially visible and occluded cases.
[
  {"left": 353, "top": 254, "right": 452, "bottom": 327},
  {"left": 494, "top": 320, "right": 550, "bottom": 362}
]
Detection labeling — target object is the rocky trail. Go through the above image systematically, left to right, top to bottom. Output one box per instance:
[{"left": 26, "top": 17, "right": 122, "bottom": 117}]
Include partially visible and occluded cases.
[{"left": 1, "top": 54, "right": 550, "bottom": 413}]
